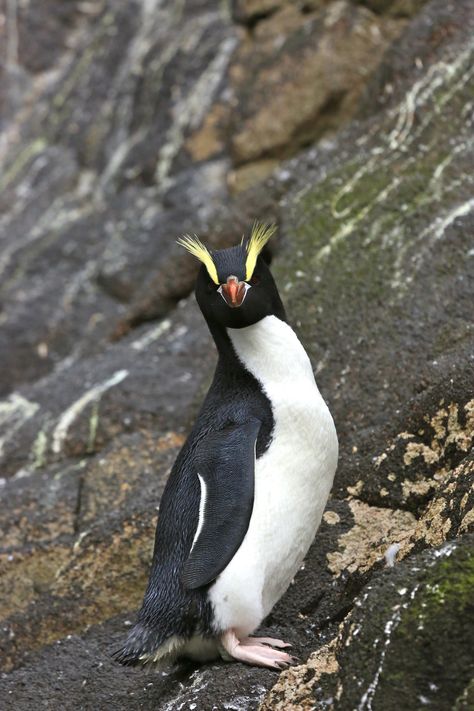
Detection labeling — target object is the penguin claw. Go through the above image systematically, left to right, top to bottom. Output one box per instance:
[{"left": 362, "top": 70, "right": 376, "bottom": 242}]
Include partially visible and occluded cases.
[{"left": 220, "top": 630, "right": 296, "bottom": 670}]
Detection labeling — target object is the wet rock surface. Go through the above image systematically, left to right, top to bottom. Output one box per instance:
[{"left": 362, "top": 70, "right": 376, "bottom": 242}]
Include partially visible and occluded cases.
[
  {"left": 0, "top": 0, "right": 473, "bottom": 708},
  {"left": 262, "top": 537, "right": 474, "bottom": 710}
]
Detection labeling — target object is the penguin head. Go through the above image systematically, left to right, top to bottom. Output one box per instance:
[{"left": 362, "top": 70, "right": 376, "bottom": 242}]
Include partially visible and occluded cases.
[{"left": 178, "top": 224, "right": 285, "bottom": 329}]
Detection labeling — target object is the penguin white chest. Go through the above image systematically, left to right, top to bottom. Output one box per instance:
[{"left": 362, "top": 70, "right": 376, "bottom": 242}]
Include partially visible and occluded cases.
[{"left": 209, "top": 316, "right": 338, "bottom": 636}]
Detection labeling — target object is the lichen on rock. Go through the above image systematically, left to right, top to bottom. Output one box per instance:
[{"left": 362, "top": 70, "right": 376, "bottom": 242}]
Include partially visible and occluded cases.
[{"left": 326, "top": 499, "right": 416, "bottom": 576}]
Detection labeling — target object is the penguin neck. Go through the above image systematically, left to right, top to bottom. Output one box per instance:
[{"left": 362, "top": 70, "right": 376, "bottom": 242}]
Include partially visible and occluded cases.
[
  {"left": 203, "top": 290, "right": 288, "bottom": 374},
  {"left": 226, "top": 315, "right": 315, "bottom": 387},
  {"left": 205, "top": 319, "right": 246, "bottom": 373}
]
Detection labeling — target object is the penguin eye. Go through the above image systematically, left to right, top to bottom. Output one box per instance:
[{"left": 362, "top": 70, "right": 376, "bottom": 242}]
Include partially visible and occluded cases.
[
  {"left": 249, "top": 274, "right": 260, "bottom": 286},
  {"left": 207, "top": 281, "right": 217, "bottom": 293}
]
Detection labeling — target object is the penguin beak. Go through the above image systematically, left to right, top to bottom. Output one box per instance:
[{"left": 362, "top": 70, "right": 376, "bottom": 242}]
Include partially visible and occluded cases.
[{"left": 218, "top": 275, "right": 250, "bottom": 308}]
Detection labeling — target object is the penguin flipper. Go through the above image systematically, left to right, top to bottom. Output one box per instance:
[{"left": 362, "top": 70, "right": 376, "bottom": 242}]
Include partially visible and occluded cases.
[{"left": 182, "top": 417, "right": 261, "bottom": 590}]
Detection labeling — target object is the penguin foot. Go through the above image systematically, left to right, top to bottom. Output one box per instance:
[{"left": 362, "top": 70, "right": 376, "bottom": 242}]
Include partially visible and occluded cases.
[{"left": 220, "top": 630, "right": 296, "bottom": 670}]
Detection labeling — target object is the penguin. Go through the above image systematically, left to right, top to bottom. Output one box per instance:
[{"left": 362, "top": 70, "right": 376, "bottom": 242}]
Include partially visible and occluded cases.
[{"left": 114, "top": 223, "right": 338, "bottom": 669}]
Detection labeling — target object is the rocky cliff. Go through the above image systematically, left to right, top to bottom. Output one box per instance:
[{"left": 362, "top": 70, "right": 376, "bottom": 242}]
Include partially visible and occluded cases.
[{"left": 0, "top": 0, "right": 473, "bottom": 708}]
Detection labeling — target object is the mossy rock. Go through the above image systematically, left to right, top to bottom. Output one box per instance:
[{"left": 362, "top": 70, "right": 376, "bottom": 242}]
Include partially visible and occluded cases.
[{"left": 334, "top": 536, "right": 474, "bottom": 710}]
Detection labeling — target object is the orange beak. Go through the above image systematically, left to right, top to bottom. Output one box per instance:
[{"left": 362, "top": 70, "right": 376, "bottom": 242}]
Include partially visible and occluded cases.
[{"left": 218, "top": 275, "right": 249, "bottom": 308}]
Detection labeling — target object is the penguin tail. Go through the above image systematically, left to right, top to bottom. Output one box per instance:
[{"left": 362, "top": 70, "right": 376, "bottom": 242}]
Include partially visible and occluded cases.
[{"left": 112, "top": 622, "right": 185, "bottom": 667}]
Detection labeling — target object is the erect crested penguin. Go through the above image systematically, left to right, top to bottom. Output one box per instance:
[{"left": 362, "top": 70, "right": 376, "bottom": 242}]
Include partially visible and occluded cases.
[{"left": 114, "top": 224, "right": 338, "bottom": 669}]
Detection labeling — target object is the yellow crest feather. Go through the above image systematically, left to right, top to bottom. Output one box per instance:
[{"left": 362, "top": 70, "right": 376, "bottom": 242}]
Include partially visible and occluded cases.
[
  {"left": 245, "top": 222, "right": 276, "bottom": 281},
  {"left": 177, "top": 234, "right": 219, "bottom": 284}
]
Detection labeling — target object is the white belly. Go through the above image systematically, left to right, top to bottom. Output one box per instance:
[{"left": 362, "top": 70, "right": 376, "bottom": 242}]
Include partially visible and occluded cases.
[{"left": 209, "top": 316, "right": 338, "bottom": 636}]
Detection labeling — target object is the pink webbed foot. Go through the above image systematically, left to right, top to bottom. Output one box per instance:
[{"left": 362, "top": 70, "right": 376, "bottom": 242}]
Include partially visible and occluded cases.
[{"left": 220, "top": 630, "right": 297, "bottom": 670}]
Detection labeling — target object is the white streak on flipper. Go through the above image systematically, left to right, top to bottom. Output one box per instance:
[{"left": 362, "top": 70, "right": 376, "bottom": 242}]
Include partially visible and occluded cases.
[
  {"left": 51, "top": 369, "right": 128, "bottom": 454},
  {"left": 190, "top": 473, "right": 207, "bottom": 553}
]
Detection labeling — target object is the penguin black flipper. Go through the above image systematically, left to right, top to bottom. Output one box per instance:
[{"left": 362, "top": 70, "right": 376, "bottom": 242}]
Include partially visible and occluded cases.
[{"left": 182, "top": 417, "right": 261, "bottom": 590}]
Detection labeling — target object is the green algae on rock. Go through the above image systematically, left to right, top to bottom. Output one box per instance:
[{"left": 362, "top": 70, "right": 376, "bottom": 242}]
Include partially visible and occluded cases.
[{"left": 335, "top": 538, "right": 474, "bottom": 711}]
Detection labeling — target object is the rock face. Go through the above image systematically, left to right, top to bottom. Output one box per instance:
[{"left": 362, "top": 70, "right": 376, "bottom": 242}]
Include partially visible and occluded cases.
[
  {"left": 0, "top": 0, "right": 473, "bottom": 709},
  {"left": 228, "top": 1, "right": 404, "bottom": 165},
  {"left": 261, "top": 537, "right": 474, "bottom": 710}
]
